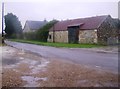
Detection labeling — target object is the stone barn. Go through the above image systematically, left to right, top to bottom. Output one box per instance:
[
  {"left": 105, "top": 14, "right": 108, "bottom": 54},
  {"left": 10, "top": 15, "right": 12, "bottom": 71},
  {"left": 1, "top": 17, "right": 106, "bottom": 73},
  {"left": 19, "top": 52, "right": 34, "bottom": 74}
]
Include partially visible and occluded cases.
[
  {"left": 47, "top": 15, "right": 118, "bottom": 45},
  {"left": 23, "top": 20, "right": 47, "bottom": 33}
]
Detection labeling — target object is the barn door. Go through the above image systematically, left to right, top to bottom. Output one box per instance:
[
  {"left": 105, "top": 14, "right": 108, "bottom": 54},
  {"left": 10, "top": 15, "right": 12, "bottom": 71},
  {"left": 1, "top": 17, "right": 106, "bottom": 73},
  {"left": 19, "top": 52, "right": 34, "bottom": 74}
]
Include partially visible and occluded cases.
[{"left": 68, "top": 26, "right": 79, "bottom": 43}]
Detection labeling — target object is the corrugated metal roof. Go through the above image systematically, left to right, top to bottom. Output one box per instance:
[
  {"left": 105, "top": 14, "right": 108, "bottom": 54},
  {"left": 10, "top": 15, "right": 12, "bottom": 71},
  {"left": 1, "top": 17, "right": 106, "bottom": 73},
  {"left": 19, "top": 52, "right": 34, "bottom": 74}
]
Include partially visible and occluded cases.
[
  {"left": 50, "top": 15, "right": 109, "bottom": 31},
  {"left": 25, "top": 20, "right": 47, "bottom": 30}
]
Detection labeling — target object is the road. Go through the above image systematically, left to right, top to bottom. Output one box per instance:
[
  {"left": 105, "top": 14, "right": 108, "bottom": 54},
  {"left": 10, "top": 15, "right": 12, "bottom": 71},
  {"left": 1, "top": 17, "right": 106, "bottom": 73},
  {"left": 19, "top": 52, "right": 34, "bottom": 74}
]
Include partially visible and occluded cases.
[{"left": 5, "top": 41, "right": 118, "bottom": 73}]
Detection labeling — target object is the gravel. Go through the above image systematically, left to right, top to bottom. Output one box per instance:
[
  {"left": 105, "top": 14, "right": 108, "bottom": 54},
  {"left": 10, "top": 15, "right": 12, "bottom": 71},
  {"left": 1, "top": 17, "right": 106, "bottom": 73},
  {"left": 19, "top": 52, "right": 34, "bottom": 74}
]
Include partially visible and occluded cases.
[{"left": 2, "top": 46, "right": 119, "bottom": 87}]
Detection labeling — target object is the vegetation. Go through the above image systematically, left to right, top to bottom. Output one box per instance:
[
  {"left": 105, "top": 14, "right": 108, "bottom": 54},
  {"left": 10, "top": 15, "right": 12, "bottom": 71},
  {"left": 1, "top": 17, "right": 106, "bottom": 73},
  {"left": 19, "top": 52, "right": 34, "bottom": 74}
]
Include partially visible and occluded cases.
[
  {"left": 4, "top": 13, "right": 22, "bottom": 38},
  {"left": 22, "top": 20, "right": 58, "bottom": 42},
  {"left": 36, "top": 20, "right": 58, "bottom": 42},
  {"left": 23, "top": 32, "right": 36, "bottom": 40},
  {"left": 10, "top": 39, "right": 103, "bottom": 48}
]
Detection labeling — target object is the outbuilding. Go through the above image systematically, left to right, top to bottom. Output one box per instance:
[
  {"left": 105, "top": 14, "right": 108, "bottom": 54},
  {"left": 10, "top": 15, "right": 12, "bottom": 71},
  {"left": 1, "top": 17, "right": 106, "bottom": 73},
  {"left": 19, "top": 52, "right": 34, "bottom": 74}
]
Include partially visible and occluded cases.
[{"left": 48, "top": 15, "right": 118, "bottom": 45}]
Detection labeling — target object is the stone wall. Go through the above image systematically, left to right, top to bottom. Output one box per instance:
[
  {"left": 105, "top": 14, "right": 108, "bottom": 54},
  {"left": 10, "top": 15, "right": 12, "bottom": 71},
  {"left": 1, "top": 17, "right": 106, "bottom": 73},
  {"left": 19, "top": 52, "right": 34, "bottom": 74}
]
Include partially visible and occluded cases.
[
  {"left": 97, "top": 15, "right": 118, "bottom": 45},
  {"left": 48, "top": 16, "right": 118, "bottom": 45},
  {"left": 48, "top": 30, "right": 97, "bottom": 44},
  {"left": 79, "top": 30, "right": 98, "bottom": 44},
  {"left": 47, "top": 31, "right": 68, "bottom": 43},
  {"left": 47, "top": 31, "right": 53, "bottom": 42}
]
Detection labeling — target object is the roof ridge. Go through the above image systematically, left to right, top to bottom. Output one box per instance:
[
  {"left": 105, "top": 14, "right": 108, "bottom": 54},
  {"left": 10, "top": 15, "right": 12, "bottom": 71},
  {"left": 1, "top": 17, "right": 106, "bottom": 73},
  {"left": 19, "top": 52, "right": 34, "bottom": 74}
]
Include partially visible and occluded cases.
[{"left": 62, "top": 15, "right": 109, "bottom": 22}]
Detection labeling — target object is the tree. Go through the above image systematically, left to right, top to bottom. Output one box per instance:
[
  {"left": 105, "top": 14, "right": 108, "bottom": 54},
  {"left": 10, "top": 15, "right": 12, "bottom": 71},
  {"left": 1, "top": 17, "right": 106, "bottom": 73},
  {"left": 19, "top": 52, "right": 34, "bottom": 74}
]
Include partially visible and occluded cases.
[
  {"left": 4, "top": 13, "right": 22, "bottom": 38},
  {"left": 36, "top": 20, "right": 58, "bottom": 42}
]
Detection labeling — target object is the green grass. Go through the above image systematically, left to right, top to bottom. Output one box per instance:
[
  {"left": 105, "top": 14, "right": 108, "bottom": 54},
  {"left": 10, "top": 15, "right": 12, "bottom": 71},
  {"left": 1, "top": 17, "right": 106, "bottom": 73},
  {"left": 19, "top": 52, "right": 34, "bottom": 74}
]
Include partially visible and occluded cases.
[{"left": 9, "top": 39, "right": 104, "bottom": 48}]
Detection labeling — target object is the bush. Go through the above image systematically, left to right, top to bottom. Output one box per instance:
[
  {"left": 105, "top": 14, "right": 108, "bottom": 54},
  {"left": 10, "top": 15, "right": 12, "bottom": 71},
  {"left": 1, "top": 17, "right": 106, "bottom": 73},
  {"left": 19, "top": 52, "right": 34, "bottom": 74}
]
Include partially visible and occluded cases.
[
  {"left": 21, "top": 20, "right": 58, "bottom": 41},
  {"left": 36, "top": 20, "right": 58, "bottom": 42},
  {"left": 23, "top": 32, "right": 37, "bottom": 40}
]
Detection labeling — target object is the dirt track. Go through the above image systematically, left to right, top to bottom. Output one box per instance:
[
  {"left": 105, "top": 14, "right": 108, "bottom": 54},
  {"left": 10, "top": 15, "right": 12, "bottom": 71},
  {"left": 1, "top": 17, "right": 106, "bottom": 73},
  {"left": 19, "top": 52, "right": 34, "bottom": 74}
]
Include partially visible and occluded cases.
[{"left": 2, "top": 46, "right": 119, "bottom": 87}]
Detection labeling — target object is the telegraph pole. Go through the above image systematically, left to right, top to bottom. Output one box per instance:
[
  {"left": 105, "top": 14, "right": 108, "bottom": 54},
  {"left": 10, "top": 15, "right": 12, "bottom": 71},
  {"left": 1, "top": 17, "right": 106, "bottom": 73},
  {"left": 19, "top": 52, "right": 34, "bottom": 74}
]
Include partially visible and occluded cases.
[{"left": 2, "top": 2, "right": 4, "bottom": 43}]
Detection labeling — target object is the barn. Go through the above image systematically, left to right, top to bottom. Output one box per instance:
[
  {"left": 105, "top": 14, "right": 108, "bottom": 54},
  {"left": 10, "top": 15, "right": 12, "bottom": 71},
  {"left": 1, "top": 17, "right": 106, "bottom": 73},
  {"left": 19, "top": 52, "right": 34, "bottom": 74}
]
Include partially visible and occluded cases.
[{"left": 47, "top": 15, "right": 118, "bottom": 45}]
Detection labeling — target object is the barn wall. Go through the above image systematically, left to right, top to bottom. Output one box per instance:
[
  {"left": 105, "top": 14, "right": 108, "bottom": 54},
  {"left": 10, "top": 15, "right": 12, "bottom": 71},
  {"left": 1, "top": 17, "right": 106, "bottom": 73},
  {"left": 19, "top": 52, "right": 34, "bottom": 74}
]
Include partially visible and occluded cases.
[
  {"left": 97, "top": 16, "right": 118, "bottom": 45},
  {"left": 48, "top": 30, "right": 97, "bottom": 44},
  {"left": 79, "top": 30, "right": 98, "bottom": 44},
  {"left": 47, "top": 31, "right": 68, "bottom": 43},
  {"left": 47, "top": 31, "right": 53, "bottom": 42}
]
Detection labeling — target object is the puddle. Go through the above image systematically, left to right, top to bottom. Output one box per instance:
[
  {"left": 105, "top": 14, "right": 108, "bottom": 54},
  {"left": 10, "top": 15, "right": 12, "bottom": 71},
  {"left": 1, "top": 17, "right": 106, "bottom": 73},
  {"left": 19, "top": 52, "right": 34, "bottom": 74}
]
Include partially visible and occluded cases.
[
  {"left": 2, "top": 48, "right": 16, "bottom": 57},
  {"left": 18, "top": 49, "right": 25, "bottom": 55},
  {"left": 3, "top": 50, "right": 15, "bottom": 54},
  {"left": 3, "top": 57, "right": 49, "bottom": 87},
  {"left": 19, "top": 57, "right": 24, "bottom": 60},
  {"left": 2, "top": 58, "right": 20, "bottom": 65},
  {"left": 3, "top": 58, "right": 50, "bottom": 74},
  {"left": 20, "top": 59, "right": 49, "bottom": 87},
  {"left": 31, "top": 60, "right": 49, "bottom": 74},
  {"left": 4, "top": 65, "right": 16, "bottom": 69},
  {"left": 95, "top": 66, "right": 101, "bottom": 68},
  {"left": 21, "top": 76, "right": 47, "bottom": 87},
  {"left": 39, "top": 77, "right": 47, "bottom": 81},
  {"left": 77, "top": 79, "right": 89, "bottom": 86},
  {"left": 78, "top": 80, "right": 88, "bottom": 83},
  {"left": 103, "top": 82, "right": 118, "bottom": 87},
  {"left": 94, "top": 83, "right": 102, "bottom": 87}
]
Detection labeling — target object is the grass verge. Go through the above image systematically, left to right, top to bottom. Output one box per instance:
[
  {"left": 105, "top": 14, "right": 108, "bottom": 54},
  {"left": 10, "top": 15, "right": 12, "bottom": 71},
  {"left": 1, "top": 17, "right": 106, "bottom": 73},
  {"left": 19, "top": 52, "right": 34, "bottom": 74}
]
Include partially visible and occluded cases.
[{"left": 9, "top": 39, "right": 104, "bottom": 48}]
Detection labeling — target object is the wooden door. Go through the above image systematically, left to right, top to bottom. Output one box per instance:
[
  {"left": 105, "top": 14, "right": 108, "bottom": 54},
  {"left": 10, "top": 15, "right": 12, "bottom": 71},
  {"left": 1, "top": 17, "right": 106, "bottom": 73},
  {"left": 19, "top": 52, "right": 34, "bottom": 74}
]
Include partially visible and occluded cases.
[{"left": 68, "top": 26, "right": 79, "bottom": 43}]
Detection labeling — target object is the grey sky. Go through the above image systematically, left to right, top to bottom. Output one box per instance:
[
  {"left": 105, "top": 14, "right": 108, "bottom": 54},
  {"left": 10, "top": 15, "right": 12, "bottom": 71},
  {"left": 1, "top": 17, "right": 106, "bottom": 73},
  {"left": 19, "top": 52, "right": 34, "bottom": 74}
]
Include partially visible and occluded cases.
[{"left": 0, "top": 0, "right": 119, "bottom": 33}]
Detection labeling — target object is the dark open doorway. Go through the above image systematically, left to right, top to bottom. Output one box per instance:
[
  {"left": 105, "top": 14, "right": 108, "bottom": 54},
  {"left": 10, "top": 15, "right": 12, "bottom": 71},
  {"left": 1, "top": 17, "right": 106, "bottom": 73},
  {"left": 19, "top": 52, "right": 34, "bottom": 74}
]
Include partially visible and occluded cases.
[{"left": 68, "top": 26, "right": 79, "bottom": 43}]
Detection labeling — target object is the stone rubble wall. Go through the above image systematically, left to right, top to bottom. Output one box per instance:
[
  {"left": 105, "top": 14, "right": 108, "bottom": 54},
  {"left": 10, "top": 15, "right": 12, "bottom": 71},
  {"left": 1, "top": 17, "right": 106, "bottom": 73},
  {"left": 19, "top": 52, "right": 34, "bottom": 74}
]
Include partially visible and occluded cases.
[
  {"left": 97, "top": 16, "right": 118, "bottom": 45},
  {"left": 48, "top": 30, "right": 97, "bottom": 44},
  {"left": 79, "top": 30, "right": 98, "bottom": 44},
  {"left": 47, "top": 31, "right": 68, "bottom": 43},
  {"left": 47, "top": 31, "right": 53, "bottom": 42}
]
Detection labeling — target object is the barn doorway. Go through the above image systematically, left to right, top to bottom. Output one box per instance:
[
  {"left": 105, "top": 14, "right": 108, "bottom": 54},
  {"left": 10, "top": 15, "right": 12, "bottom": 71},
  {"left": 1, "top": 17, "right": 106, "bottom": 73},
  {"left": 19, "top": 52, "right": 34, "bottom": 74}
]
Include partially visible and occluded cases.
[{"left": 68, "top": 26, "right": 79, "bottom": 43}]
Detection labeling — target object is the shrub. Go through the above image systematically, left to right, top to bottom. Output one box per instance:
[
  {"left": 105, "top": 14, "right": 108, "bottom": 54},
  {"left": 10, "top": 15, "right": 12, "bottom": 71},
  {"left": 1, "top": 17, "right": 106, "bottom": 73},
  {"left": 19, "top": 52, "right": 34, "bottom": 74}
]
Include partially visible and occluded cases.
[
  {"left": 21, "top": 20, "right": 58, "bottom": 41},
  {"left": 36, "top": 20, "right": 58, "bottom": 42},
  {"left": 23, "top": 32, "right": 37, "bottom": 40}
]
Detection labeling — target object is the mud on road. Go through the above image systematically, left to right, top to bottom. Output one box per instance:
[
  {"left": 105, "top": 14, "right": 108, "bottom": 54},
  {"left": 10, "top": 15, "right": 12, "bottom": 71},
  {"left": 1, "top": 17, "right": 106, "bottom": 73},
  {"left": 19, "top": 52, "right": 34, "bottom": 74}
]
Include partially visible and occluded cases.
[{"left": 2, "top": 46, "right": 119, "bottom": 87}]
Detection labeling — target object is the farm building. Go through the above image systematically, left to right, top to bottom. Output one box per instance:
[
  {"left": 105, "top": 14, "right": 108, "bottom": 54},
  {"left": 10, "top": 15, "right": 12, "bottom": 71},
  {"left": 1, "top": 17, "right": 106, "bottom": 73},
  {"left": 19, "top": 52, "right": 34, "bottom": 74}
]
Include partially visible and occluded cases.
[
  {"left": 47, "top": 15, "right": 119, "bottom": 45},
  {"left": 23, "top": 20, "right": 47, "bottom": 33}
]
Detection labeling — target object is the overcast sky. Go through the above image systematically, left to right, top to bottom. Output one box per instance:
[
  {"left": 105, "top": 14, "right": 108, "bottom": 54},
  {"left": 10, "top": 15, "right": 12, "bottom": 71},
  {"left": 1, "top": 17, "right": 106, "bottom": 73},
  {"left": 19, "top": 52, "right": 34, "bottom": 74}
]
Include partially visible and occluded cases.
[{"left": 0, "top": 0, "right": 119, "bottom": 33}]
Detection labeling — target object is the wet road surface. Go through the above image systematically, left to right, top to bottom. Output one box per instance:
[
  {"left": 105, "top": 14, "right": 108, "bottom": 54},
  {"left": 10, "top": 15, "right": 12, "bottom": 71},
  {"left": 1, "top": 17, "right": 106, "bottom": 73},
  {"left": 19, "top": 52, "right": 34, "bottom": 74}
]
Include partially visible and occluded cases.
[{"left": 5, "top": 41, "right": 118, "bottom": 73}]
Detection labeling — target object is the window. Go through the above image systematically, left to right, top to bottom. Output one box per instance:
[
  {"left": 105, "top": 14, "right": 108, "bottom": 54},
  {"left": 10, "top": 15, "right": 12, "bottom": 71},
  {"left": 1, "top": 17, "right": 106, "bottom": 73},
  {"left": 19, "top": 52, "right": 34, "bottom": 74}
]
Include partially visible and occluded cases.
[{"left": 49, "top": 35, "right": 51, "bottom": 39}]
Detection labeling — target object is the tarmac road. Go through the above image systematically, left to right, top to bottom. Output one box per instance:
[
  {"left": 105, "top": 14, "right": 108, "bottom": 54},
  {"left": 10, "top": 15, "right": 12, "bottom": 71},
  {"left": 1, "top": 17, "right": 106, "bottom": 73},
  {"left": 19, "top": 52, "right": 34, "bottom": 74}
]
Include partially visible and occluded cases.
[{"left": 5, "top": 41, "right": 118, "bottom": 74}]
